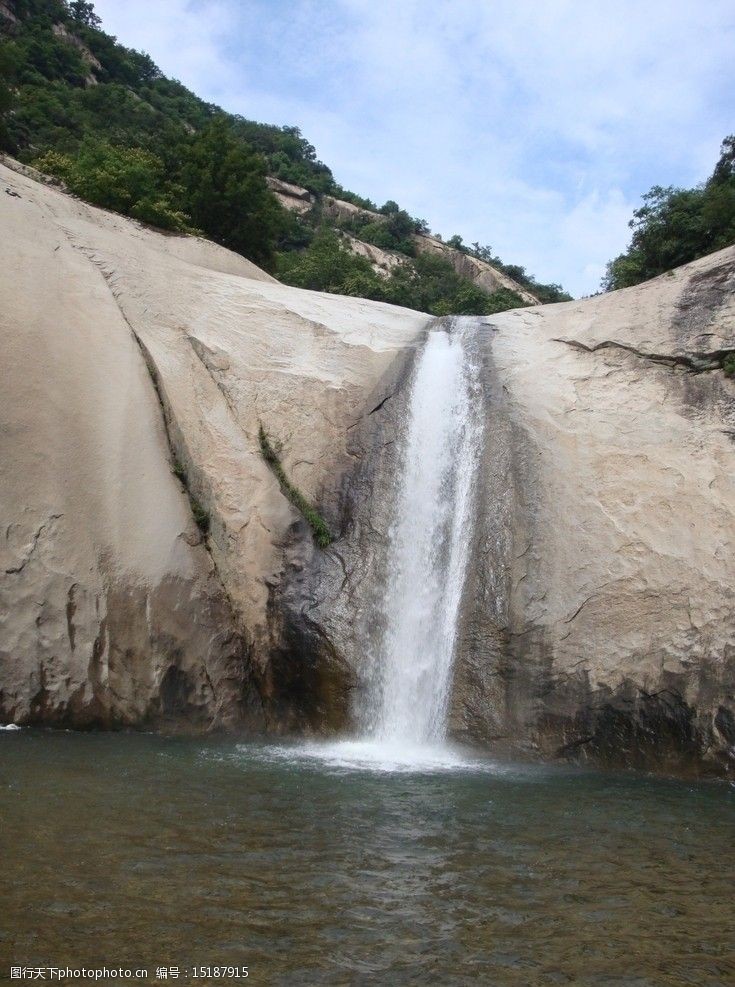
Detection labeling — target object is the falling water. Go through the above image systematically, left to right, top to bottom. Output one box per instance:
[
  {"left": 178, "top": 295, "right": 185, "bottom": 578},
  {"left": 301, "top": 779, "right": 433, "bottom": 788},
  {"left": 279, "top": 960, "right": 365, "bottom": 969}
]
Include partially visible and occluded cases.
[
  {"left": 286, "top": 318, "right": 485, "bottom": 772},
  {"left": 364, "top": 318, "right": 483, "bottom": 752}
]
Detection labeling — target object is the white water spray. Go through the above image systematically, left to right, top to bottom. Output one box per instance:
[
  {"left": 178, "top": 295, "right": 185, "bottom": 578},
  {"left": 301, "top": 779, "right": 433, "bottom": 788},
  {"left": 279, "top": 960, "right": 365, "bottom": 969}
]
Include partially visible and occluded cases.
[
  {"left": 289, "top": 319, "right": 486, "bottom": 772},
  {"left": 364, "top": 319, "right": 483, "bottom": 752}
]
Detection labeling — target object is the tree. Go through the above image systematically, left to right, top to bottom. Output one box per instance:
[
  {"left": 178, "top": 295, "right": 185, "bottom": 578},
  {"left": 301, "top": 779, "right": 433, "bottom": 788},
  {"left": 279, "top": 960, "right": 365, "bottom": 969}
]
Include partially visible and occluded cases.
[
  {"left": 67, "top": 1, "right": 102, "bottom": 28},
  {"left": 0, "top": 45, "right": 18, "bottom": 151},
  {"left": 180, "top": 117, "right": 285, "bottom": 267},
  {"left": 603, "top": 135, "right": 735, "bottom": 290},
  {"left": 712, "top": 135, "right": 735, "bottom": 184},
  {"left": 358, "top": 209, "right": 416, "bottom": 257},
  {"left": 277, "top": 228, "right": 383, "bottom": 295},
  {"left": 499, "top": 263, "right": 527, "bottom": 282},
  {"left": 532, "top": 282, "right": 572, "bottom": 304}
]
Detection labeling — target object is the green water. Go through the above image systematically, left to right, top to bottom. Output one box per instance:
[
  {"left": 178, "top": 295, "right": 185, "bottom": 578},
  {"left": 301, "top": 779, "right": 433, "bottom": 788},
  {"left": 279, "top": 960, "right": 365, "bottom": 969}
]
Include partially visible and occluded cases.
[{"left": 1, "top": 731, "right": 733, "bottom": 986}]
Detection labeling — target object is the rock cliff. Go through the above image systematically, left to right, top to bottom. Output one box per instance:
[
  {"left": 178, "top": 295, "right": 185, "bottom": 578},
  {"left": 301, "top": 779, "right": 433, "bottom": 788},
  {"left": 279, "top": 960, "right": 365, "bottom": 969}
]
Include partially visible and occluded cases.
[
  {"left": 0, "top": 158, "right": 427, "bottom": 731},
  {"left": 1, "top": 159, "right": 734, "bottom": 776},
  {"left": 265, "top": 176, "right": 540, "bottom": 304},
  {"left": 452, "top": 255, "right": 735, "bottom": 776}
]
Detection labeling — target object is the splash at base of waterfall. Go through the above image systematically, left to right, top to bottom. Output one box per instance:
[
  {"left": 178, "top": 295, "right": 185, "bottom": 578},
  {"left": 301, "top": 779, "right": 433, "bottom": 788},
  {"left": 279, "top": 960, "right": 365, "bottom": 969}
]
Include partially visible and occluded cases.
[{"left": 243, "top": 737, "right": 500, "bottom": 774}]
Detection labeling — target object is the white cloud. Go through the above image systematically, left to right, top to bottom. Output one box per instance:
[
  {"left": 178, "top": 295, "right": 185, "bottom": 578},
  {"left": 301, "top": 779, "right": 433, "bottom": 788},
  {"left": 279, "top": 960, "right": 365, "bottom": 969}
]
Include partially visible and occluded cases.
[
  {"left": 91, "top": 0, "right": 735, "bottom": 295},
  {"left": 91, "top": 0, "right": 238, "bottom": 97}
]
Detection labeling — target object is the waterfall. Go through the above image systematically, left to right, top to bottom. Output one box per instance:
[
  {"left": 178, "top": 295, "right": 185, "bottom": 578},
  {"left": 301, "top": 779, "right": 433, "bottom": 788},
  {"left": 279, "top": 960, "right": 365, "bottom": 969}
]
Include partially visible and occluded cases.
[
  {"left": 273, "top": 318, "right": 485, "bottom": 772},
  {"left": 364, "top": 318, "right": 483, "bottom": 750}
]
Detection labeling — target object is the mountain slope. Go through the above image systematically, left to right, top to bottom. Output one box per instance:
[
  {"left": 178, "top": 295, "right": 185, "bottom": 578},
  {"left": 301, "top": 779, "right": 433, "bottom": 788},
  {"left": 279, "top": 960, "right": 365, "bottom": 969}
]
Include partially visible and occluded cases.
[
  {"left": 0, "top": 0, "right": 569, "bottom": 313},
  {"left": 269, "top": 176, "right": 541, "bottom": 307}
]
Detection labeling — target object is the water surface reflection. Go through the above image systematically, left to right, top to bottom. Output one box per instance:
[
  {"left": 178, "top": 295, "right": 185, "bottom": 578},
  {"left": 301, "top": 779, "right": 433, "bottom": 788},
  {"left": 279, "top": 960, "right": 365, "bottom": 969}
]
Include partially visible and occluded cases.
[{"left": 2, "top": 732, "right": 733, "bottom": 985}]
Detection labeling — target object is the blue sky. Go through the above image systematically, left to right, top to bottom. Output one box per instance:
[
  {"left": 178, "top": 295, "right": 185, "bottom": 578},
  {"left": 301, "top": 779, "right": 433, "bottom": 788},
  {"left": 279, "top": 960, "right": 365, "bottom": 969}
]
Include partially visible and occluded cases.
[{"left": 93, "top": 0, "right": 735, "bottom": 296}]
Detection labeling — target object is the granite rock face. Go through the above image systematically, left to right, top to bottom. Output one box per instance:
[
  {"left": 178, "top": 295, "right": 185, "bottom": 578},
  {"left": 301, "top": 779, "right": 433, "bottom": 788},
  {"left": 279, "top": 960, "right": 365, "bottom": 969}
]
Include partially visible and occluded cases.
[
  {"left": 2, "top": 157, "right": 734, "bottom": 776},
  {"left": 0, "top": 158, "right": 427, "bottom": 731},
  {"left": 450, "top": 250, "right": 735, "bottom": 776}
]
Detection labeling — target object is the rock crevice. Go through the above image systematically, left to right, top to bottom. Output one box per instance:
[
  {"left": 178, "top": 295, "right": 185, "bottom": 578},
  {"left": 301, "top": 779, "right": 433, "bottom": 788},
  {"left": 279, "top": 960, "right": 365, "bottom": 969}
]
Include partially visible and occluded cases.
[{"left": 553, "top": 336, "right": 735, "bottom": 373}]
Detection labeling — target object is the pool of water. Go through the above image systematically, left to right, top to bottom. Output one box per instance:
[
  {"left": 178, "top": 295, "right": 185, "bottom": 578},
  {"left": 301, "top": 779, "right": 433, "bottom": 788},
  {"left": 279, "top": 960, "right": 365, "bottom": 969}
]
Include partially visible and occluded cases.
[{"left": 1, "top": 731, "right": 733, "bottom": 986}]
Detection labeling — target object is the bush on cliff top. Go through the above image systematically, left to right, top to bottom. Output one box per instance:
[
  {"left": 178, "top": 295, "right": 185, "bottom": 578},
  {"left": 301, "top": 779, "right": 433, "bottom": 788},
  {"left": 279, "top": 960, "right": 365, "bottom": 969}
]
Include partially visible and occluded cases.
[
  {"left": 604, "top": 135, "right": 735, "bottom": 290},
  {"left": 35, "top": 142, "right": 192, "bottom": 232}
]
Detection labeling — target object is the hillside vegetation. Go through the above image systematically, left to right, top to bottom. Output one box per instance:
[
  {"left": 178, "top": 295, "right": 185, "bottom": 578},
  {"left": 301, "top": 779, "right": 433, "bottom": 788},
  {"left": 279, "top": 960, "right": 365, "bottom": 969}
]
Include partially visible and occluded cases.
[
  {"left": 0, "top": 0, "right": 571, "bottom": 314},
  {"left": 604, "top": 136, "right": 735, "bottom": 290}
]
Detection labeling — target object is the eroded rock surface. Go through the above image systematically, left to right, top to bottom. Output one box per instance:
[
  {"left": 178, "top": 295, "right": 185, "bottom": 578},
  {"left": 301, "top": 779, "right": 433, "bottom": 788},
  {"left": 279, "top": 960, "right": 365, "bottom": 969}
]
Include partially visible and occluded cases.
[
  {"left": 0, "top": 158, "right": 427, "bottom": 731},
  {"left": 2, "top": 158, "right": 734, "bottom": 776},
  {"left": 451, "top": 251, "right": 735, "bottom": 776}
]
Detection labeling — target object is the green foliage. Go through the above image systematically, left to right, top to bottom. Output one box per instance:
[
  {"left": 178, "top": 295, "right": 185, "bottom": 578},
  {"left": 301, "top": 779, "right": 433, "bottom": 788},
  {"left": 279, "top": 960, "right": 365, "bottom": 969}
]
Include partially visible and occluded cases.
[
  {"left": 1, "top": 0, "right": 571, "bottom": 303},
  {"left": 68, "top": 1, "right": 101, "bottom": 28},
  {"left": 0, "top": 2, "right": 291, "bottom": 265},
  {"left": 0, "top": 45, "right": 18, "bottom": 150},
  {"left": 179, "top": 116, "right": 284, "bottom": 266},
  {"left": 231, "top": 120, "right": 337, "bottom": 195},
  {"left": 603, "top": 135, "right": 735, "bottom": 290},
  {"left": 35, "top": 140, "right": 191, "bottom": 231},
  {"left": 31, "top": 147, "right": 72, "bottom": 180},
  {"left": 331, "top": 186, "right": 376, "bottom": 211},
  {"left": 130, "top": 193, "right": 190, "bottom": 231},
  {"left": 337, "top": 206, "right": 419, "bottom": 257},
  {"left": 383, "top": 208, "right": 417, "bottom": 251},
  {"left": 275, "top": 211, "right": 315, "bottom": 252},
  {"left": 359, "top": 221, "right": 413, "bottom": 256},
  {"left": 276, "top": 228, "right": 380, "bottom": 295},
  {"left": 277, "top": 231, "right": 526, "bottom": 316},
  {"left": 464, "top": 246, "right": 572, "bottom": 303},
  {"left": 386, "top": 252, "right": 525, "bottom": 315},
  {"left": 528, "top": 281, "right": 572, "bottom": 304},
  {"left": 477, "top": 286, "right": 528, "bottom": 314},
  {"left": 722, "top": 354, "right": 735, "bottom": 378},
  {"left": 258, "top": 426, "right": 333, "bottom": 549},
  {"left": 171, "top": 460, "right": 210, "bottom": 535},
  {"left": 191, "top": 499, "right": 210, "bottom": 535}
]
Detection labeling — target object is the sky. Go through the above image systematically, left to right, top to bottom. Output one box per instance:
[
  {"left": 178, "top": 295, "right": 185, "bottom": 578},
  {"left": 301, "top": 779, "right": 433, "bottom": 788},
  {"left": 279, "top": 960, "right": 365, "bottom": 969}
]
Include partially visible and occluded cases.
[{"left": 92, "top": 0, "right": 735, "bottom": 297}]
